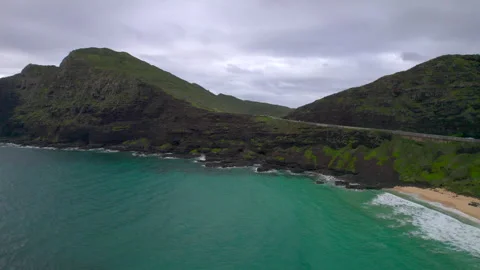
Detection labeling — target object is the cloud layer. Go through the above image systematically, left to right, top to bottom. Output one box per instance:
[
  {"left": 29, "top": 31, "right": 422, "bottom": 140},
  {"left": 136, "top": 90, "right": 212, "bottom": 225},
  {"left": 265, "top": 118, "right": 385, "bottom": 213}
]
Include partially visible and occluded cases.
[{"left": 1, "top": 0, "right": 479, "bottom": 107}]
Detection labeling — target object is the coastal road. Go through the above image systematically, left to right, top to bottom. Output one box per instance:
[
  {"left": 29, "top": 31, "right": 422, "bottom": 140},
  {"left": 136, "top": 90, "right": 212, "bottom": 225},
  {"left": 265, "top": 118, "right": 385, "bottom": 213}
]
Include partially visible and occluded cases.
[{"left": 264, "top": 116, "right": 480, "bottom": 143}]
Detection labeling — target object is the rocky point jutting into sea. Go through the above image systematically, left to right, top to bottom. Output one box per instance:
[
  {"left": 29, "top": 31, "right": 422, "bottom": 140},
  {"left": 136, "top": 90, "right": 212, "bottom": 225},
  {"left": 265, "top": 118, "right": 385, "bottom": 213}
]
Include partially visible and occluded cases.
[{"left": 0, "top": 48, "right": 479, "bottom": 198}]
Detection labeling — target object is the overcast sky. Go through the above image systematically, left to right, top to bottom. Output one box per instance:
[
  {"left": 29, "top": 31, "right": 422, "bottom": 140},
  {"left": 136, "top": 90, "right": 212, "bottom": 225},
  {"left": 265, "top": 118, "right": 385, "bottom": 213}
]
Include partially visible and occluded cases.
[{"left": 1, "top": 0, "right": 479, "bottom": 107}]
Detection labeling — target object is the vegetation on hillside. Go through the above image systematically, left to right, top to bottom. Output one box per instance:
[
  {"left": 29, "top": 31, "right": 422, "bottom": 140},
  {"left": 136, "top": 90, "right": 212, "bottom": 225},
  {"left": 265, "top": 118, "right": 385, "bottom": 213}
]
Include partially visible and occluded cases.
[
  {"left": 66, "top": 48, "right": 291, "bottom": 117},
  {"left": 287, "top": 55, "right": 480, "bottom": 138},
  {"left": 320, "top": 137, "right": 480, "bottom": 197}
]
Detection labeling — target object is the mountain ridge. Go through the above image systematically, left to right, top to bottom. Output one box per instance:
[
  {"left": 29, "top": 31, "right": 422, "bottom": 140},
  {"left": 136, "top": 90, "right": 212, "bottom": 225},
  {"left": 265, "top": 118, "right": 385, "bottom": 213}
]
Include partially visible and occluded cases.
[
  {"left": 61, "top": 47, "right": 292, "bottom": 116},
  {"left": 287, "top": 54, "right": 480, "bottom": 138}
]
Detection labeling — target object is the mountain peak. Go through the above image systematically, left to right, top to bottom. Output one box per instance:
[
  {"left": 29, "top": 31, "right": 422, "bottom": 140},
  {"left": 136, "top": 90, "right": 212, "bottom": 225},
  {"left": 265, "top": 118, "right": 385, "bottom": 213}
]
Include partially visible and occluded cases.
[
  {"left": 56, "top": 47, "right": 291, "bottom": 117},
  {"left": 59, "top": 47, "right": 138, "bottom": 68},
  {"left": 66, "top": 47, "right": 137, "bottom": 59}
]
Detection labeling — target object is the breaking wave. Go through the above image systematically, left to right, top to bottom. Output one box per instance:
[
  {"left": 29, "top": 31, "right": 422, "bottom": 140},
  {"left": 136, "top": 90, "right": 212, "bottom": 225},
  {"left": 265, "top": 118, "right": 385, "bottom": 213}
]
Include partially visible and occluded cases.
[
  {"left": 0, "top": 143, "right": 56, "bottom": 150},
  {"left": 371, "top": 193, "right": 480, "bottom": 257}
]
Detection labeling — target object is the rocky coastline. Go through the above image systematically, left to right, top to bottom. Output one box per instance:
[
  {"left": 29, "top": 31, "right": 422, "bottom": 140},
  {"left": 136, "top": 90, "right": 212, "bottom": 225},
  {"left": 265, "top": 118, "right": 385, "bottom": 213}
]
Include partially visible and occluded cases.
[{"left": 0, "top": 137, "right": 388, "bottom": 190}]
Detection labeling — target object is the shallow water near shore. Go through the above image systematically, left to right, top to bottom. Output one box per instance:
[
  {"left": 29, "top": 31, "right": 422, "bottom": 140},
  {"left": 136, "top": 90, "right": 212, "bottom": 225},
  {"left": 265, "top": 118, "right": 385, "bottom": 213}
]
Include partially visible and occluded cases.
[{"left": 0, "top": 145, "right": 479, "bottom": 269}]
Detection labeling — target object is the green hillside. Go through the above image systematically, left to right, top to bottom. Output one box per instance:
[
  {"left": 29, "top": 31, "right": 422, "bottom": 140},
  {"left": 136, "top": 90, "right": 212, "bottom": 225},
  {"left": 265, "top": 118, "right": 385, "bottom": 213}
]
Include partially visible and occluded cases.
[
  {"left": 66, "top": 48, "right": 291, "bottom": 117},
  {"left": 287, "top": 55, "right": 480, "bottom": 138},
  {"left": 216, "top": 94, "right": 292, "bottom": 117}
]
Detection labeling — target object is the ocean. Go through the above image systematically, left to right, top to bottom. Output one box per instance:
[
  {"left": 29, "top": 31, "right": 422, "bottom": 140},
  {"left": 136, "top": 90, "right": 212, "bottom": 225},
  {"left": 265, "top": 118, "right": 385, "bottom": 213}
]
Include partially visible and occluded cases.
[{"left": 0, "top": 144, "right": 479, "bottom": 269}]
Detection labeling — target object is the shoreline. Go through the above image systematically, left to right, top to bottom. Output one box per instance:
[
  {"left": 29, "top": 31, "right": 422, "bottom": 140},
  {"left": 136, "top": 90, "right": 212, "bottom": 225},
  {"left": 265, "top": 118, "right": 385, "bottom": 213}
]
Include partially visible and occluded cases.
[
  {"left": 0, "top": 141, "right": 363, "bottom": 187},
  {"left": 0, "top": 141, "right": 312, "bottom": 174},
  {"left": 3, "top": 141, "right": 480, "bottom": 220},
  {"left": 0, "top": 142, "right": 372, "bottom": 196},
  {"left": 392, "top": 186, "right": 480, "bottom": 221}
]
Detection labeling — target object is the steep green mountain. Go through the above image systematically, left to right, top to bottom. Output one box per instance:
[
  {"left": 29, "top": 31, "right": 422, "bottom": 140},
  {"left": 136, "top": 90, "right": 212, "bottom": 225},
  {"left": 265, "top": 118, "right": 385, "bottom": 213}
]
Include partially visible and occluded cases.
[
  {"left": 0, "top": 48, "right": 479, "bottom": 197},
  {"left": 65, "top": 48, "right": 291, "bottom": 116},
  {"left": 287, "top": 55, "right": 480, "bottom": 138},
  {"left": 216, "top": 93, "right": 292, "bottom": 117}
]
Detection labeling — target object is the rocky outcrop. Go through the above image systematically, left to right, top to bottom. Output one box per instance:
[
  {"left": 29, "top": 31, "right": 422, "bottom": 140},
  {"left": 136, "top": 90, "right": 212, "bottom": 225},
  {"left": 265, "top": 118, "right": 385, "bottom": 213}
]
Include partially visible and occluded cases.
[{"left": 469, "top": 202, "right": 480, "bottom": 207}]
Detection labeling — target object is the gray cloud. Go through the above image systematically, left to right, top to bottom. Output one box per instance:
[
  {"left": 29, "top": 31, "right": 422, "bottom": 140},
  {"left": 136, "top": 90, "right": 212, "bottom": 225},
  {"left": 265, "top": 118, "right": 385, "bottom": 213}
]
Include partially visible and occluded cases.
[
  {"left": 1, "top": 0, "right": 479, "bottom": 107},
  {"left": 243, "top": 0, "right": 480, "bottom": 57},
  {"left": 400, "top": 52, "right": 426, "bottom": 62},
  {"left": 226, "top": 64, "right": 262, "bottom": 75}
]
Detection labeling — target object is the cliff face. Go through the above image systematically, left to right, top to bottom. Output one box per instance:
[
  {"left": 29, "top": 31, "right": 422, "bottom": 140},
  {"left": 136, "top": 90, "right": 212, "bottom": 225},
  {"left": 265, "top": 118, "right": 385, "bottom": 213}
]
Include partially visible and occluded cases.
[
  {"left": 1, "top": 49, "right": 479, "bottom": 197},
  {"left": 287, "top": 55, "right": 480, "bottom": 138},
  {"left": 0, "top": 76, "right": 19, "bottom": 135}
]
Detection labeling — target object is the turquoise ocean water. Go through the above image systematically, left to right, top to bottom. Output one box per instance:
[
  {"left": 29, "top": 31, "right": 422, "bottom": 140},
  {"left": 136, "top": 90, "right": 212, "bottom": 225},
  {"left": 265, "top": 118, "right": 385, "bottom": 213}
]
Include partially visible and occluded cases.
[{"left": 0, "top": 144, "right": 479, "bottom": 269}]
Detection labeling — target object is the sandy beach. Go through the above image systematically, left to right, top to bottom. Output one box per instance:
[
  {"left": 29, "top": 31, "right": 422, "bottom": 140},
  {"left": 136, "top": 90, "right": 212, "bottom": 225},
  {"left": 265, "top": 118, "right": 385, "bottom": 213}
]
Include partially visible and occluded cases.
[{"left": 392, "top": 186, "right": 480, "bottom": 221}]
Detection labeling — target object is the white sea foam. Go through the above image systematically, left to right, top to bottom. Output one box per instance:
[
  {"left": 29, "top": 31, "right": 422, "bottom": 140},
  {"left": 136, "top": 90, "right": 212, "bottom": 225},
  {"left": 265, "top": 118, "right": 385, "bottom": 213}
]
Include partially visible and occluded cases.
[
  {"left": 0, "top": 143, "right": 57, "bottom": 150},
  {"left": 0, "top": 143, "right": 127, "bottom": 154},
  {"left": 1, "top": 143, "right": 22, "bottom": 148},
  {"left": 39, "top": 147, "right": 56, "bottom": 150},
  {"left": 62, "top": 147, "right": 87, "bottom": 152},
  {"left": 87, "top": 148, "right": 119, "bottom": 153},
  {"left": 99, "top": 149, "right": 119, "bottom": 153},
  {"left": 131, "top": 152, "right": 163, "bottom": 158},
  {"left": 131, "top": 152, "right": 147, "bottom": 157},
  {"left": 192, "top": 155, "right": 206, "bottom": 163},
  {"left": 210, "top": 165, "right": 254, "bottom": 170},
  {"left": 255, "top": 168, "right": 279, "bottom": 174},
  {"left": 284, "top": 170, "right": 305, "bottom": 176},
  {"left": 318, "top": 174, "right": 339, "bottom": 183},
  {"left": 371, "top": 192, "right": 480, "bottom": 257}
]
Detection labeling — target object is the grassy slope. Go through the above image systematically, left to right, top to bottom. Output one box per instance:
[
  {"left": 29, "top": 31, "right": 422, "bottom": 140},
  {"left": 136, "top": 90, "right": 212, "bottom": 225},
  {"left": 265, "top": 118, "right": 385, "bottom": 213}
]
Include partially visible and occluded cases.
[
  {"left": 67, "top": 48, "right": 291, "bottom": 117},
  {"left": 287, "top": 55, "right": 480, "bottom": 138},
  {"left": 216, "top": 94, "right": 292, "bottom": 117},
  {"left": 327, "top": 138, "right": 480, "bottom": 197}
]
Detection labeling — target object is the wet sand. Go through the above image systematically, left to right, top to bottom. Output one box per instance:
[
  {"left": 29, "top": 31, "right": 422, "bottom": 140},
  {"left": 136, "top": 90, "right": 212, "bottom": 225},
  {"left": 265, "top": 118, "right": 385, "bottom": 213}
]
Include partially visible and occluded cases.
[{"left": 392, "top": 186, "right": 480, "bottom": 221}]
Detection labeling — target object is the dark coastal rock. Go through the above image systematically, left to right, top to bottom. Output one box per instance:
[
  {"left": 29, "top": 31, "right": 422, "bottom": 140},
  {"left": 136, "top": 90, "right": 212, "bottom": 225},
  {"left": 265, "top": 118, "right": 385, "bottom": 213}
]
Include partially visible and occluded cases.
[
  {"left": 86, "top": 143, "right": 106, "bottom": 149},
  {"left": 165, "top": 153, "right": 193, "bottom": 160},
  {"left": 204, "top": 156, "right": 225, "bottom": 162},
  {"left": 204, "top": 159, "right": 254, "bottom": 169},
  {"left": 204, "top": 162, "right": 221, "bottom": 168},
  {"left": 256, "top": 165, "right": 276, "bottom": 173},
  {"left": 256, "top": 166, "right": 270, "bottom": 173},
  {"left": 290, "top": 167, "right": 305, "bottom": 174},
  {"left": 329, "top": 169, "right": 349, "bottom": 177},
  {"left": 338, "top": 174, "right": 357, "bottom": 181},
  {"left": 315, "top": 180, "right": 325, "bottom": 185},
  {"left": 334, "top": 180, "right": 347, "bottom": 186},
  {"left": 345, "top": 183, "right": 364, "bottom": 190},
  {"left": 364, "top": 185, "right": 382, "bottom": 190},
  {"left": 469, "top": 201, "right": 480, "bottom": 207}
]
